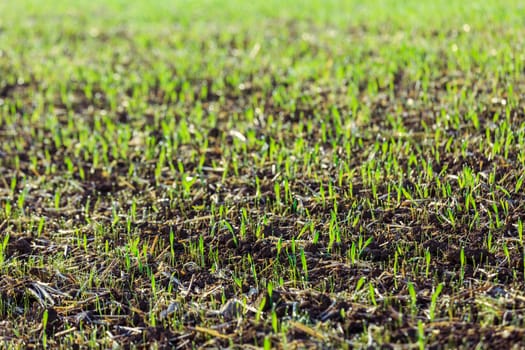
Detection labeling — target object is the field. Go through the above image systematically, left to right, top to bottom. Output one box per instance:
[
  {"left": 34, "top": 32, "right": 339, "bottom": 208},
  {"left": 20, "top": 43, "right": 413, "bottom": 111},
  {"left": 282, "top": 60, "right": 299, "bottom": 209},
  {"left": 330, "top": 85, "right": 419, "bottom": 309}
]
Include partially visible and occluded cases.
[{"left": 1, "top": 0, "right": 525, "bottom": 348}]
